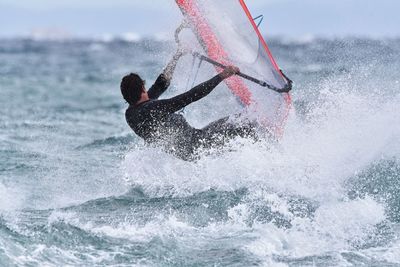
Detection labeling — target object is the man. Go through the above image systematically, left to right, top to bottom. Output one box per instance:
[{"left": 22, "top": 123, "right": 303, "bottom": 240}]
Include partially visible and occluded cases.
[{"left": 121, "top": 48, "right": 256, "bottom": 161}]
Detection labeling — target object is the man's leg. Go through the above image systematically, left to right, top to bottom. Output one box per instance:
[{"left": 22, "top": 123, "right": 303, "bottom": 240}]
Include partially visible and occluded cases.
[{"left": 197, "top": 116, "right": 258, "bottom": 148}]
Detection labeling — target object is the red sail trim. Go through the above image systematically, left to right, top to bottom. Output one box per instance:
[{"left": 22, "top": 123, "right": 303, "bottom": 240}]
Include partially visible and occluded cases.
[
  {"left": 176, "top": 0, "right": 252, "bottom": 105},
  {"left": 238, "top": 0, "right": 283, "bottom": 79}
]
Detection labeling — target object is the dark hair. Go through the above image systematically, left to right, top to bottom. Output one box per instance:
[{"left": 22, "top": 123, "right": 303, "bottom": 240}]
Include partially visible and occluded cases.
[{"left": 120, "top": 73, "right": 145, "bottom": 105}]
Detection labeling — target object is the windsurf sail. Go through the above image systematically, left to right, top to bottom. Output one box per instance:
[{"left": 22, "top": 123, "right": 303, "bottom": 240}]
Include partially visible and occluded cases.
[{"left": 175, "top": 0, "right": 292, "bottom": 135}]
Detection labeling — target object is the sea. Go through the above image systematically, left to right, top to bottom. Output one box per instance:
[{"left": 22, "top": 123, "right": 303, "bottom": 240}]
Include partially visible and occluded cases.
[{"left": 1, "top": 36, "right": 400, "bottom": 266}]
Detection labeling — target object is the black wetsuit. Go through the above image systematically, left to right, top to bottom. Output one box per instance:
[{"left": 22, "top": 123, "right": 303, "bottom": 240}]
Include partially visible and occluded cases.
[{"left": 125, "top": 73, "right": 255, "bottom": 160}]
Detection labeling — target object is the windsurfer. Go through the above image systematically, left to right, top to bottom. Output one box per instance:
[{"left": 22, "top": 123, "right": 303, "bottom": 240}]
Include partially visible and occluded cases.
[{"left": 121, "top": 48, "right": 257, "bottom": 161}]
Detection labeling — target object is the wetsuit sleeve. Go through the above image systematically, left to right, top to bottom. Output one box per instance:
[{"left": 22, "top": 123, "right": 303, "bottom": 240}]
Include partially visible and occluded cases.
[
  {"left": 147, "top": 74, "right": 171, "bottom": 100},
  {"left": 151, "top": 74, "right": 223, "bottom": 114}
]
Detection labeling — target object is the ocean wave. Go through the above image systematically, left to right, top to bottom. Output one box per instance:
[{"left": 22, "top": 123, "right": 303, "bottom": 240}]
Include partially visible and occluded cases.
[
  {"left": 76, "top": 134, "right": 136, "bottom": 150},
  {"left": 0, "top": 184, "right": 23, "bottom": 211},
  {"left": 0, "top": 190, "right": 391, "bottom": 266}
]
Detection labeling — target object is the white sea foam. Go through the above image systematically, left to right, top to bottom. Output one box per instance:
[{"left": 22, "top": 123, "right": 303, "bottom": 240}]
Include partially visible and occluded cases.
[{"left": 123, "top": 89, "right": 400, "bottom": 198}]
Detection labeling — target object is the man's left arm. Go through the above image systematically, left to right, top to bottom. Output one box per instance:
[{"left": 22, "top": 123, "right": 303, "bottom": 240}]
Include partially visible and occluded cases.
[{"left": 147, "top": 49, "right": 185, "bottom": 100}]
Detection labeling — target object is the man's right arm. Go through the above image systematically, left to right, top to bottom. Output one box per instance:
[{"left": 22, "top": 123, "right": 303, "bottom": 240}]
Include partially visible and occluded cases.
[{"left": 147, "top": 73, "right": 170, "bottom": 100}]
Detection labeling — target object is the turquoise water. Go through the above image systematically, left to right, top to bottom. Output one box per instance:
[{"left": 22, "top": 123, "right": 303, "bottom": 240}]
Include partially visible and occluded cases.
[{"left": 1, "top": 37, "right": 400, "bottom": 266}]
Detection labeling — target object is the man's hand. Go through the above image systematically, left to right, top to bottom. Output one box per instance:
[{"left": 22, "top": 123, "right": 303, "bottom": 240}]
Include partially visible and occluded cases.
[
  {"left": 173, "top": 46, "right": 191, "bottom": 59},
  {"left": 220, "top": 66, "right": 240, "bottom": 79}
]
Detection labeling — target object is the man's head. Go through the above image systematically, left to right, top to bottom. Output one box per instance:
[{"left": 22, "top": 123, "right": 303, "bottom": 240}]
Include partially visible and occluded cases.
[{"left": 120, "top": 73, "right": 147, "bottom": 105}]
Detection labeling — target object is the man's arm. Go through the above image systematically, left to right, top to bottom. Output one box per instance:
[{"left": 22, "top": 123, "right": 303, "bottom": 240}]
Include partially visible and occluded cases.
[
  {"left": 147, "top": 49, "right": 185, "bottom": 100},
  {"left": 150, "top": 66, "right": 239, "bottom": 114}
]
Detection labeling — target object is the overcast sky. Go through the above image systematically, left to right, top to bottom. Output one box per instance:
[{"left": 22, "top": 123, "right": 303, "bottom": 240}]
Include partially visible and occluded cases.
[{"left": 0, "top": 0, "right": 399, "bottom": 39}]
